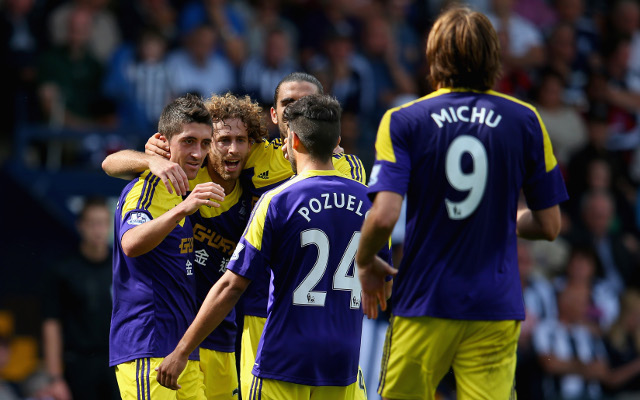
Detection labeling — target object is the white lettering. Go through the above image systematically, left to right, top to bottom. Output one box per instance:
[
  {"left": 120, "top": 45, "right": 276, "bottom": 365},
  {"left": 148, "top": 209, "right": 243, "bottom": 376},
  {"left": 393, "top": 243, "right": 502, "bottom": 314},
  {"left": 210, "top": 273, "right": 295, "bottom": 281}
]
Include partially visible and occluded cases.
[
  {"left": 457, "top": 106, "right": 469, "bottom": 122},
  {"left": 448, "top": 107, "right": 458, "bottom": 122},
  {"left": 471, "top": 107, "right": 486, "bottom": 124},
  {"left": 431, "top": 109, "right": 452, "bottom": 128},
  {"left": 485, "top": 109, "right": 502, "bottom": 127},
  {"left": 296, "top": 193, "right": 369, "bottom": 222},
  {"left": 321, "top": 193, "right": 333, "bottom": 209},
  {"left": 334, "top": 193, "right": 345, "bottom": 208},
  {"left": 347, "top": 195, "right": 356, "bottom": 211},
  {"left": 309, "top": 198, "right": 322, "bottom": 213},
  {"left": 355, "top": 201, "right": 364, "bottom": 216},
  {"left": 298, "top": 207, "right": 311, "bottom": 222}
]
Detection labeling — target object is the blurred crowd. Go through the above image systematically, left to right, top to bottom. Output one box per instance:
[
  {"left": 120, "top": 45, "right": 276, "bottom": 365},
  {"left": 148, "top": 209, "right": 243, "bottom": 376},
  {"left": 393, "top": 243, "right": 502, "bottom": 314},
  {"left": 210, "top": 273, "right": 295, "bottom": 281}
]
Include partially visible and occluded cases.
[{"left": 2, "top": 0, "right": 640, "bottom": 399}]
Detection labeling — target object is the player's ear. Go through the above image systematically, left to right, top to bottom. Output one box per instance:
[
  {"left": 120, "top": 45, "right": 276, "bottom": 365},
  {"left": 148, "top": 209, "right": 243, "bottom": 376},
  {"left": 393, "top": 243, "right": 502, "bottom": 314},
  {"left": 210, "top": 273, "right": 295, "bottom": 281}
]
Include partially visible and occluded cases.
[
  {"left": 270, "top": 107, "right": 278, "bottom": 124},
  {"left": 291, "top": 131, "right": 302, "bottom": 150}
]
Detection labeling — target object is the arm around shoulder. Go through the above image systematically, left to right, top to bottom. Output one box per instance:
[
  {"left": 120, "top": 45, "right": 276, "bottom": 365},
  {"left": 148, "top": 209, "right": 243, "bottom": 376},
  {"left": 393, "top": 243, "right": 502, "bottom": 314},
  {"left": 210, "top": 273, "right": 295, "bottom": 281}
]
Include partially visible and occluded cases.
[{"left": 102, "top": 150, "right": 153, "bottom": 179}]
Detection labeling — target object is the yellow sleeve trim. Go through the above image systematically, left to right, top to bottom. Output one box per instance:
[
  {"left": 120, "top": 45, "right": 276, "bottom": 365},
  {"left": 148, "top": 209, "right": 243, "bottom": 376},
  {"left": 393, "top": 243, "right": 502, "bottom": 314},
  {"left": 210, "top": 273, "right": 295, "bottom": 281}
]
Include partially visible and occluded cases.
[
  {"left": 375, "top": 89, "right": 450, "bottom": 163},
  {"left": 487, "top": 90, "right": 558, "bottom": 172},
  {"left": 244, "top": 175, "right": 305, "bottom": 250}
]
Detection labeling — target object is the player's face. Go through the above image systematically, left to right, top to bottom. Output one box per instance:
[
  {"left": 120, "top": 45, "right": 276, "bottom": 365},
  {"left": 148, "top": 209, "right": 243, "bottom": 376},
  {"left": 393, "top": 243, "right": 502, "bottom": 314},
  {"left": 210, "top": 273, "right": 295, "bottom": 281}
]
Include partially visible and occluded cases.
[
  {"left": 271, "top": 81, "right": 320, "bottom": 140},
  {"left": 209, "top": 118, "right": 251, "bottom": 181},
  {"left": 168, "top": 122, "right": 212, "bottom": 180}
]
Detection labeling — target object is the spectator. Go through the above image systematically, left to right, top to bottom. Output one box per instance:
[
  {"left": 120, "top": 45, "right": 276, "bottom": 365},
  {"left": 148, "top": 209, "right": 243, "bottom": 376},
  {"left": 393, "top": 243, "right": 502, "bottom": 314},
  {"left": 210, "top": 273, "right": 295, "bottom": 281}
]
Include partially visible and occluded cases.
[
  {"left": 0, "top": 0, "right": 45, "bottom": 147},
  {"left": 48, "top": 0, "right": 121, "bottom": 64},
  {"left": 115, "top": 0, "right": 177, "bottom": 45},
  {"left": 178, "top": 0, "right": 247, "bottom": 66},
  {"left": 245, "top": 0, "right": 298, "bottom": 59},
  {"left": 486, "top": 0, "right": 545, "bottom": 72},
  {"left": 554, "top": 0, "right": 600, "bottom": 66},
  {"left": 37, "top": 7, "right": 113, "bottom": 128},
  {"left": 360, "top": 14, "right": 417, "bottom": 124},
  {"left": 545, "top": 22, "right": 591, "bottom": 108},
  {"left": 165, "top": 24, "right": 236, "bottom": 98},
  {"left": 309, "top": 26, "right": 375, "bottom": 125},
  {"left": 104, "top": 28, "right": 174, "bottom": 135},
  {"left": 240, "top": 28, "right": 298, "bottom": 106},
  {"left": 535, "top": 69, "right": 587, "bottom": 168},
  {"left": 568, "top": 190, "right": 638, "bottom": 295},
  {"left": 40, "top": 198, "right": 118, "bottom": 400},
  {"left": 517, "top": 240, "right": 555, "bottom": 400},
  {"left": 554, "top": 245, "right": 620, "bottom": 331},
  {"left": 533, "top": 284, "right": 609, "bottom": 399},
  {"left": 603, "top": 289, "right": 640, "bottom": 397}
]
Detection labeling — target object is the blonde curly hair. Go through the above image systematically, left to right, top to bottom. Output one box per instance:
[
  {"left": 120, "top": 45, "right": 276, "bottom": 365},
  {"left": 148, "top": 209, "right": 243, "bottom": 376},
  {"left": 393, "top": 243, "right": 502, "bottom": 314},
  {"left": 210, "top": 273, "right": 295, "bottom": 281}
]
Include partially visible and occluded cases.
[{"left": 205, "top": 93, "right": 268, "bottom": 142}]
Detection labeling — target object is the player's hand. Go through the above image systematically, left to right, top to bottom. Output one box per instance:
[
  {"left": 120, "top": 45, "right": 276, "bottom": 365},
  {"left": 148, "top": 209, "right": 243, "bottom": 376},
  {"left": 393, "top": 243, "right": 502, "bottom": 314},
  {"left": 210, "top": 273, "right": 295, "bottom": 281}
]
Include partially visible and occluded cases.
[
  {"left": 145, "top": 133, "right": 171, "bottom": 159},
  {"left": 148, "top": 157, "right": 189, "bottom": 196},
  {"left": 179, "top": 182, "right": 225, "bottom": 215},
  {"left": 358, "top": 256, "right": 397, "bottom": 320},
  {"left": 156, "top": 350, "right": 186, "bottom": 390}
]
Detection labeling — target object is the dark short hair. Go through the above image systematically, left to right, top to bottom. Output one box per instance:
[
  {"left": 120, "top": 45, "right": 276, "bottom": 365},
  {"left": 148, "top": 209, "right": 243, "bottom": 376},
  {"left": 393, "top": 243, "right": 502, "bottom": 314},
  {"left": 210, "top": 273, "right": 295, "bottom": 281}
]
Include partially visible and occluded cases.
[
  {"left": 426, "top": 7, "right": 501, "bottom": 91},
  {"left": 273, "top": 72, "right": 324, "bottom": 108},
  {"left": 158, "top": 94, "right": 212, "bottom": 141},
  {"left": 283, "top": 94, "right": 341, "bottom": 162}
]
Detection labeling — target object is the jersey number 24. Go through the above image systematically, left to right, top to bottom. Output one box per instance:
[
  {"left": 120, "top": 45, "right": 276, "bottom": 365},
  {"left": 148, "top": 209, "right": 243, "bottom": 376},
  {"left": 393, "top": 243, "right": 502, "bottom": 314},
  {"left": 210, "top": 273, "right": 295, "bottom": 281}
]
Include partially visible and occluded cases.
[{"left": 293, "top": 229, "right": 362, "bottom": 309}]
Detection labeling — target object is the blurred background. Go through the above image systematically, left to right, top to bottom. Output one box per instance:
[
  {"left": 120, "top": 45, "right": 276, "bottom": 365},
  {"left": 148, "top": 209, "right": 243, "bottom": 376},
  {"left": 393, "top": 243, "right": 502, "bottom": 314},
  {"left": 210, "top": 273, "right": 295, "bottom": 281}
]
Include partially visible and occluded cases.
[{"left": 1, "top": 0, "right": 640, "bottom": 398}]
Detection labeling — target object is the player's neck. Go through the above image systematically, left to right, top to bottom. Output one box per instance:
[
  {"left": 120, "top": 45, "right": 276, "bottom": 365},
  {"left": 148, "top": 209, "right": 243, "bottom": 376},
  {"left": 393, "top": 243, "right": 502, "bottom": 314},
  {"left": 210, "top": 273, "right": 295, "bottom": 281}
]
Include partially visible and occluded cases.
[{"left": 295, "top": 155, "right": 334, "bottom": 174}]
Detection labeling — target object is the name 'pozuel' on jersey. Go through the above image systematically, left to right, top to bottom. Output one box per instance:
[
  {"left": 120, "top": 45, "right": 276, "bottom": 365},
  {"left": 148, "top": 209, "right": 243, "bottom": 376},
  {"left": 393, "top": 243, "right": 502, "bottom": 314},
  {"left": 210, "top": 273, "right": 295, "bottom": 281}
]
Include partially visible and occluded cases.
[
  {"left": 368, "top": 88, "right": 568, "bottom": 321},
  {"left": 239, "top": 139, "right": 367, "bottom": 318},
  {"left": 188, "top": 165, "right": 250, "bottom": 352},
  {"left": 228, "top": 170, "right": 391, "bottom": 386},
  {"left": 110, "top": 171, "right": 199, "bottom": 366}
]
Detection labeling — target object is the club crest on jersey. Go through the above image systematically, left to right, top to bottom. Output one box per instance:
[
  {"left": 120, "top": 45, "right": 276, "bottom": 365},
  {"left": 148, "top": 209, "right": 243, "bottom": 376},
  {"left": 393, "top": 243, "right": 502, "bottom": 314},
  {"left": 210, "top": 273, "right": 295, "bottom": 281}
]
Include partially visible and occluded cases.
[
  {"left": 126, "top": 212, "right": 150, "bottom": 226},
  {"left": 230, "top": 243, "right": 245, "bottom": 261}
]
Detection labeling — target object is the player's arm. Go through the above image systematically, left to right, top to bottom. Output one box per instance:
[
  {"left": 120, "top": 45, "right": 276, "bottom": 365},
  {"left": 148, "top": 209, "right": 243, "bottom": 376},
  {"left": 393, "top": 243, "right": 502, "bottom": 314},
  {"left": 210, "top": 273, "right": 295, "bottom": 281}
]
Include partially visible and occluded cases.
[
  {"left": 102, "top": 134, "right": 190, "bottom": 195},
  {"left": 121, "top": 183, "right": 222, "bottom": 257},
  {"left": 356, "top": 191, "right": 401, "bottom": 319},
  {"left": 516, "top": 205, "right": 561, "bottom": 241},
  {"left": 156, "top": 269, "right": 251, "bottom": 390}
]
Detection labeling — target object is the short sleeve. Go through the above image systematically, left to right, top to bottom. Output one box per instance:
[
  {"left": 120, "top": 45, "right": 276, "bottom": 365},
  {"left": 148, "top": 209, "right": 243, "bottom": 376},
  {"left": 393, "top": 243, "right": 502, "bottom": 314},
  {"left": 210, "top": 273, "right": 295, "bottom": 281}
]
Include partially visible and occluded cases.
[
  {"left": 367, "top": 109, "right": 412, "bottom": 198},
  {"left": 522, "top": 111, "right": 569, "bottom": 210},
  {"left": 227, "top": 194, "right": 274, "bottom": 280}
]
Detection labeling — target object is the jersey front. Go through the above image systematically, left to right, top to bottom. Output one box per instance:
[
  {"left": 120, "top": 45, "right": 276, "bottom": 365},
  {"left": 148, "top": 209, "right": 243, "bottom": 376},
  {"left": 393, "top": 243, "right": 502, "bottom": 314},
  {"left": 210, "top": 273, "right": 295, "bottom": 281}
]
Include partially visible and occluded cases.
[
  {"left": 368, "top": 88, "right": 569, "bottom": 321},
  {"left": 240, "top": 139, "right": 367, "bottom": 318},
  {"left": 189, "top": 166, "right": 250, "bottom": 352},
  {"left": 110, "top": 171, "right": 199, "bottom": 366},
  {"left": 228, "top": 171, "right": 388, "bottom": 386}
]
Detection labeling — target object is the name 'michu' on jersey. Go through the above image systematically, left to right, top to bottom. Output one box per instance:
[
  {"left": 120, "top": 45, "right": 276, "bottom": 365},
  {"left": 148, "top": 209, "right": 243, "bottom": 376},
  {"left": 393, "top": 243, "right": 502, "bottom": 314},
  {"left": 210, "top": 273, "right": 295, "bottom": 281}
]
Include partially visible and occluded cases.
[
  {"left": 368, "top": 88, "right": 569, "bottom": 321},
  {"left": 239, "top": 139, "right": 367, "bottom": 318},
  {"left": 188, "top": 165, "right": 250, "bottom": 352},
  {"left": 228, "top": 170, "right": 390, "bottom": 386},
  {"left": 110, "top": 171, "right": 199, "bottom": 366}
]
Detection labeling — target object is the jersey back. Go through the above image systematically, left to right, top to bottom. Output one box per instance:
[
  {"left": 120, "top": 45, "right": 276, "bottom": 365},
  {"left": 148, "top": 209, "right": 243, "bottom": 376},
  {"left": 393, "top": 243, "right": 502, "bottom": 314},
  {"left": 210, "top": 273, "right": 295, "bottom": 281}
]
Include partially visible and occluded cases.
[
  {"left": 368, "top": 89, "right": 568, "bottom": 320},
  {"left": 240, "top": 139, "right": 367, "bottom": 318},
  {"left": 228, "top": 171, "right": 388, "bottom": 386}
]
